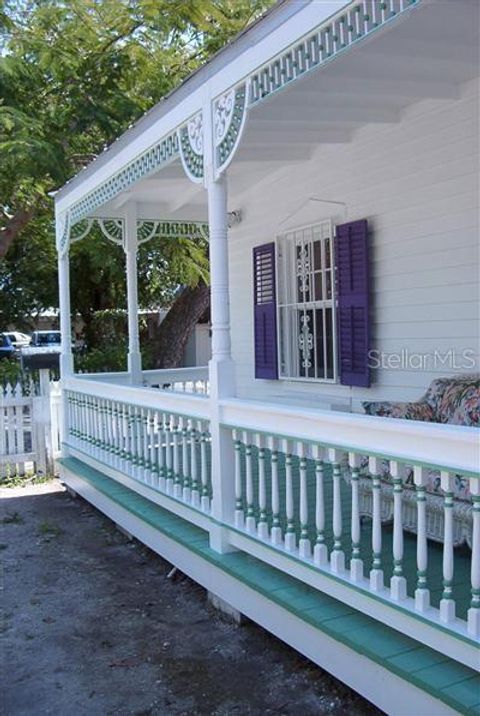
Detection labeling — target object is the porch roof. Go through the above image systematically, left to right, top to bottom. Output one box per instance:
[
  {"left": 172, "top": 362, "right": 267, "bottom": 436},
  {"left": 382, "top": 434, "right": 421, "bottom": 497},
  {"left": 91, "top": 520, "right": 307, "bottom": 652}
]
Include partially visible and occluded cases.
[{"left": 54, "top": 0, "right": 479, "bottom": 236}]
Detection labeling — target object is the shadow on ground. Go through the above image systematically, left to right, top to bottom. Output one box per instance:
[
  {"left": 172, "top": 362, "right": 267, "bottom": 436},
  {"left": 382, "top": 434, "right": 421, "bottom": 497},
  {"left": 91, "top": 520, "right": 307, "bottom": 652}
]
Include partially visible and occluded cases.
[{"left": 1, "top": 480, "right": 381, "bottom": 716}]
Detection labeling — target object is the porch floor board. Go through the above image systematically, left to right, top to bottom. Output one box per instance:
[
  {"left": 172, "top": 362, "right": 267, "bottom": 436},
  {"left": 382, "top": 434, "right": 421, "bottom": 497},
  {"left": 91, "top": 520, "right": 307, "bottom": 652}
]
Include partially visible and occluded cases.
[{"left": 59, "top": 456, "right": 479, "bottom": 716}]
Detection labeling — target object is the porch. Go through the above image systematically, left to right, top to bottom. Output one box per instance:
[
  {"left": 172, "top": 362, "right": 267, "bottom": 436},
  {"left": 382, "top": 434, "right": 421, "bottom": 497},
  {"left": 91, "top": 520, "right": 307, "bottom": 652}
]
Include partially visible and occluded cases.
[
  {"left": 54, "top": 0, "right": 479, "bottom": 712},
  {"left": 57, "top": 367, "right": 479, "bottom": 713}
]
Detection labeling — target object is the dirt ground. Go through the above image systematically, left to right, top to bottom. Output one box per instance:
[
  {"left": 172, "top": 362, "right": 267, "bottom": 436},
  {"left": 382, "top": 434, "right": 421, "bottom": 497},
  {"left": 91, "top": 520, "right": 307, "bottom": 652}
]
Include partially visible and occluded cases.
[{"left": 1, "top": 479, "right": 380, "bottom": 716}]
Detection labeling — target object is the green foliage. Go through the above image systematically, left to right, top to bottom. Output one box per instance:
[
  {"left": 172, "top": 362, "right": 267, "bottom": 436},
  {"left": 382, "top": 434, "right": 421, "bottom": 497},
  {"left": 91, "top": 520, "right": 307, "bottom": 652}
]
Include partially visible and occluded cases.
[
  {"left": 0, "top": 0, "right": 273, "bottom": 330},
  {"left": 0, "top": 358, "right": 22, "bottom": 386}
]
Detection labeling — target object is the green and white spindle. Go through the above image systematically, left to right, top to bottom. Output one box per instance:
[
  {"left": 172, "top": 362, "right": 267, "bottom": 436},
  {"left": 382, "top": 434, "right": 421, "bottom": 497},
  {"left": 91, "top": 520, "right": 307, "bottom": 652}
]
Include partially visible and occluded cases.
[
  {"left": 120, "top": 403, "right": 128, "bottom": 472},
  {"left": 131, "top": 407, "right": 140, "bottom": 478},
  {"left": 142, "top": 408, "right": 150, "bottom": 483},
  {"left": 148, "top": 410, "right": 157, "bottom": 488},
  {"left": 158, "top": 412, "right": 167, "bottom": 492},
  {"left": 165, "top": 415, "right": 174, "bottom": 494},
  {"left": 173, "top": 417, "right": 182, "bottom": 498},
  {"left": 182, "top": 418, "right": 191, "bottom": 503},
  {"left": 199, "top": 420, "right": 210, "bottom": 512},
  {"left": 190, "top": 421, "right": 200, "bottom": 507},
  {"left": 234, "top": 429, "right": 244, "bottom": 528},
  {"left": 244, "top": 431, "right": 256, "bottom": 534},
  {"left": 256, "top": 434, "right": 269, "bottom": 540},
  {"left": 268, "top": 436, "right": 282, "bottom": 545},
  {"left": 283, "top": 439, "right": 296, "bottom": 552},
  {"left": 298, "top": 442, "right": 311, "bottom": 559},
  {"left": 313, "top": 445, "right": 327, "bottom": 566},
  {"left": 329, "top": 448, "right": 345, "bottom": 573},
  {"left": 349, "top": 452, "right": 363, "bottom": 582},
  {"left": 369, "top": 457, "right": 384, "bottom": 591},
  {"left": 390, "top": 460, "right": 407, "bottom": 600},
  {"left": 414, "top": 466, "right": 430, "bottom": 612},
  {"left": 439, "top": 471, "right": 455, "bottom": 623},
  {"left": 467, "top": 478, "right": 480, "bottom": 637}
]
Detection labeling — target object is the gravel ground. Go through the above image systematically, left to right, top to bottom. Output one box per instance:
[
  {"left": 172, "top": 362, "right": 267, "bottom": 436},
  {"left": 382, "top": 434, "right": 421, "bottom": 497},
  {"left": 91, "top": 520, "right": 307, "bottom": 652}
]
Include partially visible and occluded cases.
[{"left": 1, "top": 479, "right": 380, "bottom": 716}]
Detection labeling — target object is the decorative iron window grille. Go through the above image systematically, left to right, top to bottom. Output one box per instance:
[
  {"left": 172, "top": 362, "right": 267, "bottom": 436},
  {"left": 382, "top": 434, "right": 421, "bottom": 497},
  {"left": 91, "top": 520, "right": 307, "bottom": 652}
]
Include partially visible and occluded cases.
[{"left": 277, "top": 220, "right": 337, "bottom": 382}]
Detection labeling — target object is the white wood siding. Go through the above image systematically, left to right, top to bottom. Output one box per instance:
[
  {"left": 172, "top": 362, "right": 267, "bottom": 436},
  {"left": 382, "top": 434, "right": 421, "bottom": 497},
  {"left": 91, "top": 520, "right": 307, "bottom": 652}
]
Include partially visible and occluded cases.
[{"left": 228, "top": 78, "right": 479, "bottom": 409}]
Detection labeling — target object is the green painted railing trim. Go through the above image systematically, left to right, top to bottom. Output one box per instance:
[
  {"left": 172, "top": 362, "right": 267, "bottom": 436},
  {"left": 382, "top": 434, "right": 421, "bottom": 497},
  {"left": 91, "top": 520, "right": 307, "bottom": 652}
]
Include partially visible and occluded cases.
[
  {"left": 221, "top": 423, "right": 480, "bottom": 479},
  {"left": 62, "top": 441, "right": 477, "bottom": 650}
]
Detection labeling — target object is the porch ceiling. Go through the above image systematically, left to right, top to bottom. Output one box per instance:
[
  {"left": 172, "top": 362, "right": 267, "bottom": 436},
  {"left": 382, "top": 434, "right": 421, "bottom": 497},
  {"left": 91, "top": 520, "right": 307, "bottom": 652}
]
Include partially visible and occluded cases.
[{"left": 92, "top": 0, "right": 478, "bottom": 223}]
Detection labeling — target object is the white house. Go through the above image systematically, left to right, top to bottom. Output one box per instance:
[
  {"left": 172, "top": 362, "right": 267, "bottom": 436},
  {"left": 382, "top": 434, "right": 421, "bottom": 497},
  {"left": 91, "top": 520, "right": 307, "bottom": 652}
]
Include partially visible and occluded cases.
[{"left": 54, "top": 2, "right": 479, "bottom": 713}]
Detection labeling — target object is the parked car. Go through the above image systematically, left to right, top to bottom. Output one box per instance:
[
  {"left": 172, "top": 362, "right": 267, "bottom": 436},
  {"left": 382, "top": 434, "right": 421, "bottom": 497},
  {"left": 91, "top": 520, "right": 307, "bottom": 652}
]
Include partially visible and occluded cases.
[
  {"left": 30, "top": 330, "right": 61, "bottom": 347},
  {"left": 3, "top": 331, "right": 31, "bottom": 351},
  {"left": 0, "top": 333, "right": 17, "bottom": 360}
]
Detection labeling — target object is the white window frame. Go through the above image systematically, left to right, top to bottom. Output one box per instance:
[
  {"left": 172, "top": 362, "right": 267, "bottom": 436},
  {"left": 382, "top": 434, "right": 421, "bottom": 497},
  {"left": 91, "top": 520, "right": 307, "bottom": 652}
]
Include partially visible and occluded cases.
[{"left": 276, "top": 219, "right": 338, "bottom": 383}]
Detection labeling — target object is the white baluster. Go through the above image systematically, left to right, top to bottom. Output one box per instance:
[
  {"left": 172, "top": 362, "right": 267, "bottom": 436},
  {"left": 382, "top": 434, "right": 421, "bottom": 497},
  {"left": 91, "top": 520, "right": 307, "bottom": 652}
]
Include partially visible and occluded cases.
[
  {"left": 142, "top": 408, "right": 150, "bottom": 483},
  {"left": 149, "top": 410, "right": 158, "bottom": 488},
  {"left": 158, "top": 412, "right": 166, "bottom": 492},
  {"left": 165, "top": 415, "right": 173, "bottom": 494},
  {"left": 173, "top": 417, "right": 182, "bottom": 498},
  {"left": 182, "top": 418, "right": 190, "bottom": 503},
  {"left": 199, "top": 420, "right": 210, "bottom": 512},
  {"left": 190, "top": 421, "right": 200, "bottom": 507},
  {"left": 234, "top": 429, "right": 244, "bottom": 528},
  {"left": 244, "top": 431, "right": 256, "bottom": 534},
  {"left": 256, "top": 434, "right": 269, "bottom": 540},
  {"left": 268, "top": 436, "right": 282, "bottom": 545},
  {"left": 283, "top": 439, "right": 296, "bottom": 552},
  {"left": 298, "top": 442, "right": 311, "bottom": 559},
  {"left": 313, "top": 445, "right": 327, "bottom": 566},
  {"left": 329, "top": 449, "right": 345, "bottom": 573},
  {"left": 349, "top": 452, "right": 363, "bottom": 582},
  {"left": 369, "top": 457, "right": 384, "bottom": 591},
  {"left": 390, "top": 461, "right": 407, "bottom": 601},
  {"left": 414, "top": 466, "right": 430, "bottom": 612},
  {"left": 440, "top": 471, "right": 455, "bottom": 623},
  {"left": 467, "top": 478, "right": 480, "bottom": 637}
]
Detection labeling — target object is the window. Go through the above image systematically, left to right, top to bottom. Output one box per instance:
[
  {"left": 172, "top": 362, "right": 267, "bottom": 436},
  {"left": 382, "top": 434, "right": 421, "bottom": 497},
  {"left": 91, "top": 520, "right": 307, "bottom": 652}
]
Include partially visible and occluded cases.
[{"left": 277, "top": 220, "right": 337, "bottom": 382}]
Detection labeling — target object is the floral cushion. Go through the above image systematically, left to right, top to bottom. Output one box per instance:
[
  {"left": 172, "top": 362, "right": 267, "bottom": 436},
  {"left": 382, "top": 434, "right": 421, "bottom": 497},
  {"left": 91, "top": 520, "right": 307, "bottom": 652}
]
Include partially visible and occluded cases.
[
  {"left": 361, "top": 374, "right": 479, "bottom": 501},
  {"left": 363, "top": 374, "right": 480, "bottom": 426}
]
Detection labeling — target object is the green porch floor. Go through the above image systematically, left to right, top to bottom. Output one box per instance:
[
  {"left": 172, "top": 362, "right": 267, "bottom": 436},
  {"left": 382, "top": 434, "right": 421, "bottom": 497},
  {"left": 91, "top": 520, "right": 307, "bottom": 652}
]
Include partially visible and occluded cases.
[
  {"left": 237, "top": 450, "right": 472, "bottom": 621},
  {"left": 59, "top": 457, "right": 480, "bottom": 716}
]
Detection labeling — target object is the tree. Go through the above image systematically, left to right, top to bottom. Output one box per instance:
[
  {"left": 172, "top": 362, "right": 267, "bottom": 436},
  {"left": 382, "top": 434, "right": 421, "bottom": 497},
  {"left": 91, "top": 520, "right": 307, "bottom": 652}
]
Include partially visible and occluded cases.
[{"left": 0, "top": 0, "right": 274, "bottom": 364}]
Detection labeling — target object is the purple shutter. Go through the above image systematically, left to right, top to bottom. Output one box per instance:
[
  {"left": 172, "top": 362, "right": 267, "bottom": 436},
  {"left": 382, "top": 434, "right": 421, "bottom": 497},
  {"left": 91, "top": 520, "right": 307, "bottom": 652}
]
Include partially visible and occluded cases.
[
  {"left": 335, "top": 219, "right": 370, "bottom": 387},
  {"left": 253, "top": 243, "right": 278, "bottom": 379}
]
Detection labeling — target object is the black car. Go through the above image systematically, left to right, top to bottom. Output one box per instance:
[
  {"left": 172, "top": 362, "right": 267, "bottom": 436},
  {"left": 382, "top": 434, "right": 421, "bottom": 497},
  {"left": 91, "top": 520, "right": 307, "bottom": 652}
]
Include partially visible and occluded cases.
[{"left": 0, "top": 333, "right": 16, "bottom": 360}]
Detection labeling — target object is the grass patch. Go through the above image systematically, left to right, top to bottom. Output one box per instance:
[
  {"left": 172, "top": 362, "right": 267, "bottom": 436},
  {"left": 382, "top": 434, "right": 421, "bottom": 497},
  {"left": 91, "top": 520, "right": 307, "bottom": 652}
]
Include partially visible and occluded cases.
[
  {"left": 0, "top": 473, "right": 54, "bottom": 489},
  {"left": 37, "top": 521, "right": 63, "bottom": 538}
]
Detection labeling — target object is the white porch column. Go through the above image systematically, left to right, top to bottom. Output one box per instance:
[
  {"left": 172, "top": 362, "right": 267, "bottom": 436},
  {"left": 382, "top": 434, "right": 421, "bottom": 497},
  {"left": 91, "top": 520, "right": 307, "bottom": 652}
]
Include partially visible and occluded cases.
[
  {"left": 207, "top": 172, "right": 236, "bottom": 553},
  {"left": 124, "top": 202, "right": 142, "bottom": 384},
  {"left": 58, "top": 251, "right": 73, "bottom": 377}
]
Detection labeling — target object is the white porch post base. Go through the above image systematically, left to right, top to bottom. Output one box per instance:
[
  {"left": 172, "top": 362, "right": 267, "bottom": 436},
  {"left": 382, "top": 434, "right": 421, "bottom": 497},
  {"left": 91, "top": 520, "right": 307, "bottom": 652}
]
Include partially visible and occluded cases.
[
  {"left": 128, "top": 351, "right": 142, "bottom": 385},
  {"left": 271, "top": 526, "right": 283, "bottom": 546}
]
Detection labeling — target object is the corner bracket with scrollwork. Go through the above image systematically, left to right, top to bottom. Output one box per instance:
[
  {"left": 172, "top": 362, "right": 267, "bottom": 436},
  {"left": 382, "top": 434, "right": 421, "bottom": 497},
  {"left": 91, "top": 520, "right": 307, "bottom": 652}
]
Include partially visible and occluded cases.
[
  {"left": 214, "top": 82, "right": 248, "bottom": 178},
  {"left": 178, "top": 112, "right": 204, "bottom": 183}
]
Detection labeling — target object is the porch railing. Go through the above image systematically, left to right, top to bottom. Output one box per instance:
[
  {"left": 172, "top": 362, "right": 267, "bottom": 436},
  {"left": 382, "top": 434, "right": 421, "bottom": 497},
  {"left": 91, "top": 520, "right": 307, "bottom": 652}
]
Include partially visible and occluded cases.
[
  {"left": 76, "top": 367, "right": 209, "bottom": 395},
  {"left": 60, "top": 374, "right": 479, "bottom": 669}
]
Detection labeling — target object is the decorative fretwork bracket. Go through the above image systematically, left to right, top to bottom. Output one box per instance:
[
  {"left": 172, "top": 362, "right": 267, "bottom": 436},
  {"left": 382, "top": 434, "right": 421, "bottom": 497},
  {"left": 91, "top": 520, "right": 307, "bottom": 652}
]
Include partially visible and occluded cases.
[
  {"left": 214, "top": 82, "right": 248, "bottom": 178},
  {"left": 178, "top": 112, "right": 204, "bottom": 182},
  {"left": 57, "top": 215, "right": 209, "bottom": 254}
]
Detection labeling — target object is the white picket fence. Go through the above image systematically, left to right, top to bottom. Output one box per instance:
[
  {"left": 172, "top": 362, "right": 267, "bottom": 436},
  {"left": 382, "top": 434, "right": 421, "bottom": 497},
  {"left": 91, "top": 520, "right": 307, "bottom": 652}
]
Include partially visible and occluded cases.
[{"left": 0, "top": 369, "right": 61, "bottom": 478}]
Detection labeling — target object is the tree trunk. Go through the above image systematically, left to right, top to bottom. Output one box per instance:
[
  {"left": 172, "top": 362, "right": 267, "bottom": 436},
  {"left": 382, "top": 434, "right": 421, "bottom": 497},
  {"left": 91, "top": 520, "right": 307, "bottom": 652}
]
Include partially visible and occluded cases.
[
  {"left": 0, "top": 207, "right": 36, "bottom": 258},
  {"left": 153, "top": 282, "right": 210, "bottom": 368}
]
